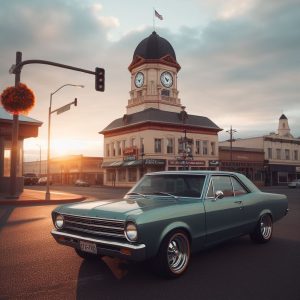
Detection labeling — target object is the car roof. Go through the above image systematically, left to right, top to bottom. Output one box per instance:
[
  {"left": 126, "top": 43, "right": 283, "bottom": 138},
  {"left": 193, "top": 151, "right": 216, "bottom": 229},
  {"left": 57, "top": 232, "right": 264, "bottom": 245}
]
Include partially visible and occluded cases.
[{"left": 145, "top": 170, "right": 239, "bottom": 176}]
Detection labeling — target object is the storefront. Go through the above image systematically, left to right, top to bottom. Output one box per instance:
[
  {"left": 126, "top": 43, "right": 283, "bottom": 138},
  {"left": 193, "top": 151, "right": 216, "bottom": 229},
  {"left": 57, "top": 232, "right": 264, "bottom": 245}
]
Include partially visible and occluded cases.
[
  {"left": 0, "top": 107, "right": 42, "bottom": 194},
  {"left": 103, "top": 158, "right": 166, "bottom": 187},
  {"left": 265, "top": 163, "right": 299, "bottom": 186}
]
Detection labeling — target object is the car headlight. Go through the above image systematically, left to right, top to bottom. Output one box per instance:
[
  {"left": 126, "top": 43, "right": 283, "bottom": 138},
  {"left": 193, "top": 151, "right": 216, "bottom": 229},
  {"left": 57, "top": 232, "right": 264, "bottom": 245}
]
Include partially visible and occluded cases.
[
  {"left": 55, "top": 214, "right": 64, "bottom": 229},
  {"left": 125, "top": 222, "right": 138, "bottom": 242}
]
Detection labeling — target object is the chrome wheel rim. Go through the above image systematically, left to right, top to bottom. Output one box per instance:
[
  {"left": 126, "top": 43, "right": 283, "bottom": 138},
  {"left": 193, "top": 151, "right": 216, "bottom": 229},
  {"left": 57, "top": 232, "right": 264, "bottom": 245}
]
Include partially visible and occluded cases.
[
  {"left": 260, "top": 215, "right": 272, "bottom": 240},
  {"left": 167, "top": 233, "right": 190, "bottom": 274}
]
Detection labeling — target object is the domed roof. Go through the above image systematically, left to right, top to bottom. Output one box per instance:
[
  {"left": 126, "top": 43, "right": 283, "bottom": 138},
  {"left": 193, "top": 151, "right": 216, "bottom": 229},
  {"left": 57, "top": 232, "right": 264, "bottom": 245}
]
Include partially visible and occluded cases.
[{"left": 133, "top": 31, "right": 177, "bottom": 61}]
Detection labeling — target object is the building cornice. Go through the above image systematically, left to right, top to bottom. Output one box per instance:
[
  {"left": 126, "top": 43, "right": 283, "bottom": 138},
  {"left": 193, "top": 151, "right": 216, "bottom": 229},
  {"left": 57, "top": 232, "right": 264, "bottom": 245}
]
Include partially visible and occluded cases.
[{"left": 100, "top": 121, "right": 220, "bottom": 137}]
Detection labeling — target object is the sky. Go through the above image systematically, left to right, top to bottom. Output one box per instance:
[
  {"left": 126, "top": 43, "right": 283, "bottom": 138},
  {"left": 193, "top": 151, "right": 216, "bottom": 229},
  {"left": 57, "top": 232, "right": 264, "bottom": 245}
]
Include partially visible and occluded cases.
[{"left": 1, "top": 0, "right": 300, "bottom": 162}]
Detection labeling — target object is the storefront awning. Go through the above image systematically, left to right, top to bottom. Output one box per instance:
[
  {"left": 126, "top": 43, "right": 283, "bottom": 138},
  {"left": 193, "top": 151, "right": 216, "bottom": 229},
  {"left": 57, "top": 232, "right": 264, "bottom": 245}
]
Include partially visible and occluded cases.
[
  {"left": 102, "top": 159, "right": 166, "bottom": 168},
  {"left": 102, "top": 161, "right": 124, "bottom": 168}
]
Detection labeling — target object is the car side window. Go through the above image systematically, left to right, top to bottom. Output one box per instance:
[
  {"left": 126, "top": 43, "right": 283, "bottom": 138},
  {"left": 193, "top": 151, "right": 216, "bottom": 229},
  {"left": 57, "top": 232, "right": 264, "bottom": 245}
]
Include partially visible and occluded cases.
[
  {"left": 211, "top": 176, "right": 234, "bottom": 198},
  {"left": 231, "top": 177, "right": 248, "bottom": 196}
]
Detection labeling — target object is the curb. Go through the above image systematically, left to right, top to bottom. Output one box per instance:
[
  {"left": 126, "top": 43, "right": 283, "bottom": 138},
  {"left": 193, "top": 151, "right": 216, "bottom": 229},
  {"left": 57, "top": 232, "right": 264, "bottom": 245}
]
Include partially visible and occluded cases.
[{"left": 0, "top": 196, "right": 86, "bottom": 206}]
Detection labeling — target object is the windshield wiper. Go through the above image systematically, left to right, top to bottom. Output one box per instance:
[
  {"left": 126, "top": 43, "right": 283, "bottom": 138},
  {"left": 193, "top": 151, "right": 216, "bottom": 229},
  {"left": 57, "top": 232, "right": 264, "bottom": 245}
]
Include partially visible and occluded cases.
[
  {"left": 126, "top": 192, "right": 147, "bottom": 198},
  {"left": 152, "top": 192, "right": 178, "bottom": 199}
]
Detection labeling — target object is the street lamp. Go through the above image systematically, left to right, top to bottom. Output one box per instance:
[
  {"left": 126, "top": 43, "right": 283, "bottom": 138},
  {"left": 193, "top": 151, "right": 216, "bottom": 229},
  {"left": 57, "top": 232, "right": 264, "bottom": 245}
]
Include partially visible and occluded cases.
[
  {"left": 45, "top": 84, "right": 84, "bottom": 200},
  {"left": 36, "top": 143, "right": 41, "bottom": 176}
]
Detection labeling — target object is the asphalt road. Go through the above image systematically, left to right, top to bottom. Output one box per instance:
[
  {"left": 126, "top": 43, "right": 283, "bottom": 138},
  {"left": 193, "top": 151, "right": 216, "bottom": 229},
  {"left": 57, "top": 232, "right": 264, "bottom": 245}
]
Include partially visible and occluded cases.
[{"left": 0, "top": 187, "right": 299, "bottom": 300}]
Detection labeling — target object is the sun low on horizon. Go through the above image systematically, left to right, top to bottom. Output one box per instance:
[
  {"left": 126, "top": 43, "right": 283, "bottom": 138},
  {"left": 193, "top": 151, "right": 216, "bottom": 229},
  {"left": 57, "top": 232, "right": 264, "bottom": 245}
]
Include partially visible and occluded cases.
[{"left": 23, "top": 138, "right": 103, "bottom": 161}]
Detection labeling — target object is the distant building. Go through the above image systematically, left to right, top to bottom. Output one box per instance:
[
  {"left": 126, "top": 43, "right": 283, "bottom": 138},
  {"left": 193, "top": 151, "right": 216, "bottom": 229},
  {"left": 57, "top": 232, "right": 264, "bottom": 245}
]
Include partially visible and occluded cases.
[
  {"left": 100, "top": 31, "right": 221, "bottom": 187},
  {"left": 0, "top": 107, "right": 42, "bottom": 193},
  {"left": 220, "top": 114, "right": 300, "bottom": 185},
  {"left": 219, "top": 146, "right": 265, "bottom": 186},
  {"left": 24, "top": 155, "right": 104, "bottom": 185}
]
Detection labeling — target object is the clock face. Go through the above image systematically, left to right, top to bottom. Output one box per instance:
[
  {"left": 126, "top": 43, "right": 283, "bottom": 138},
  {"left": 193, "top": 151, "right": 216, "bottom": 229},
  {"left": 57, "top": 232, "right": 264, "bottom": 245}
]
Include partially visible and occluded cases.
[
  {"left": 160, "top": 71, "right": 173, "bottom": 88},
  {"left": 134, "top": 72, "right": 144, "bottom": 88}
]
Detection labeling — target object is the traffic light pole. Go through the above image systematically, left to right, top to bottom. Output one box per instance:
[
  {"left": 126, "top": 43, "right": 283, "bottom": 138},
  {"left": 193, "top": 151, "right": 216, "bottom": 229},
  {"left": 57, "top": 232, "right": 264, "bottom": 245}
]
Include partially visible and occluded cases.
[{"left": 8, "top": 51, "right": 104, "bottom": 197}]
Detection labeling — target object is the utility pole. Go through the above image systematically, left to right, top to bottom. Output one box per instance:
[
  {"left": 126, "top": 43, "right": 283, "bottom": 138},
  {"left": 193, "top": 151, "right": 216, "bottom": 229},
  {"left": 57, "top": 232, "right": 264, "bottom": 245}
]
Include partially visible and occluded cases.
[{"left": 226, "top": 126, "right": 237, "bottom": 165}]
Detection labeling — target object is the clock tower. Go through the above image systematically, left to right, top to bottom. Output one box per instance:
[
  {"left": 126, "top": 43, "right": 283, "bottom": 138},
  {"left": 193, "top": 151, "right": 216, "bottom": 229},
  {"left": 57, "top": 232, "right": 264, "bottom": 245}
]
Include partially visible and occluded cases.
[{"left": 127, "top": 31, "right": 182, "bottom": 114}]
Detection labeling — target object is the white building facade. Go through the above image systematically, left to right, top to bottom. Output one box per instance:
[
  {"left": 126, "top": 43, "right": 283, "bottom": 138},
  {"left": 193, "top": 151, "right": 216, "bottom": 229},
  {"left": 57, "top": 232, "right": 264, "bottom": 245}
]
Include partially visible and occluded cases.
[{"left": 220, "top": 114, "right": 300, "bottom": 185}]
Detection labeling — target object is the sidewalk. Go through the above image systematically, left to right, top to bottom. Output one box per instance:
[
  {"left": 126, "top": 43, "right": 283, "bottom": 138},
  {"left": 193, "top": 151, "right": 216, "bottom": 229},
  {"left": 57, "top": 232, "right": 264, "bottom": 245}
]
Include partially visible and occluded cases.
[{"left": 0, "top": 189, "right": 86, "bottom": 206}]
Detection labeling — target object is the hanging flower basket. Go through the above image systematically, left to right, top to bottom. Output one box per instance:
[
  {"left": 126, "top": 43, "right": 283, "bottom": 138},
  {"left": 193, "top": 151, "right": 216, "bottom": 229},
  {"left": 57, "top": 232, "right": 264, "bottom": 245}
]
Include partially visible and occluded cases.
[{"left": 1, "top": 83, "right": 35, "bottom": 114}]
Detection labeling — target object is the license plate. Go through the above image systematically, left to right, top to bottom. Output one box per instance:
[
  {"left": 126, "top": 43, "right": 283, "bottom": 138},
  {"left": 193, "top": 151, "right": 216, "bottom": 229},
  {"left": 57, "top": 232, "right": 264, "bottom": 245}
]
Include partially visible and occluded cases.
[{"left": 79, "top": 241, "right": 97, "bottom": 254}]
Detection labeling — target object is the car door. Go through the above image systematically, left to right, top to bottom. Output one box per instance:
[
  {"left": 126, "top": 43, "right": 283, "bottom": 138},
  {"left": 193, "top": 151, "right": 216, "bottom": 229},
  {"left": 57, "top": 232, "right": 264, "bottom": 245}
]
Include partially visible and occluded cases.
[{"left": 204, "top": 175, "right": 245, "bottom": 245}]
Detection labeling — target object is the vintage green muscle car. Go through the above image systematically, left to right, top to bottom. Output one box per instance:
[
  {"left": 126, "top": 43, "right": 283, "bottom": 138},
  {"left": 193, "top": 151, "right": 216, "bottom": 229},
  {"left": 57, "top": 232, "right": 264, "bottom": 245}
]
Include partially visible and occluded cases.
[{"left": 51, "top": 171, "right": 288, "bottom": 278}]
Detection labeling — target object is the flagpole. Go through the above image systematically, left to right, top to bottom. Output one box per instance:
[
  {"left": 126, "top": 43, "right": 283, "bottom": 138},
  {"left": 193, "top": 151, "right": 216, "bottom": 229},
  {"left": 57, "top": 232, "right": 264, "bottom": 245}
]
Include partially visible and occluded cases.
[{"left": 153, "top": 8, "right": 155, "bottom": 31}]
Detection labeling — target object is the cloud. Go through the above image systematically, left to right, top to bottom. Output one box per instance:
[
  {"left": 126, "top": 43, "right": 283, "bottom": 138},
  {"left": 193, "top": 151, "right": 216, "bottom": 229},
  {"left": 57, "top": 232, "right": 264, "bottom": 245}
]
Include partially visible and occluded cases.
[{"left": 170, "top": 0, "right": 300, "bottom": 137}]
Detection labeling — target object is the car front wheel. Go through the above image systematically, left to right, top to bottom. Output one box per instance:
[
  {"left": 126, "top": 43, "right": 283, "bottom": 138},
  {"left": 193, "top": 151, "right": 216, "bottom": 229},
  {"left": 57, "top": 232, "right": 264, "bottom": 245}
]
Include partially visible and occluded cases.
[
  {"left": 250, "top": 214, "right": 273, "bottom": 244},
  {"left": 154, "top": 230, "right": 190, "bottom": 278}
]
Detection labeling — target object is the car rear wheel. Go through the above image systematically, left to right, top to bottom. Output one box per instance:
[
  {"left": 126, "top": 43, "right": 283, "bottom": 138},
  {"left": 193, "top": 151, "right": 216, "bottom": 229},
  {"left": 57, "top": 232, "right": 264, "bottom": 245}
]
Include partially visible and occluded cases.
[
  {"left": 250, "top": 214, "right": 273, "bottom": 244},
  {"left": 154, "top": 230, "right": 190, "bottom": 278},
  {"left": 75, "top": 248, "right": 102, "bottom": 260}
]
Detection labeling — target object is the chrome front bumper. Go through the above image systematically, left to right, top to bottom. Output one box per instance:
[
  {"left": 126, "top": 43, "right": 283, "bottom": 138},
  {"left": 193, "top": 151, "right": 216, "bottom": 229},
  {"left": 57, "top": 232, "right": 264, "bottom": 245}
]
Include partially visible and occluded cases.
[{"left": 51, "top": 229, "right": 146, "bottom": 261}]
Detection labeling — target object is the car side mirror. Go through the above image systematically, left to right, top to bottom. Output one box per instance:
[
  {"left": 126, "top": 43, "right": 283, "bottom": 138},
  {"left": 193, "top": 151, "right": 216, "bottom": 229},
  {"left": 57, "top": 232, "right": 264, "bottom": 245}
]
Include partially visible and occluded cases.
[{"left": 214, "top": 190, "right": 224, "bottom": 200}]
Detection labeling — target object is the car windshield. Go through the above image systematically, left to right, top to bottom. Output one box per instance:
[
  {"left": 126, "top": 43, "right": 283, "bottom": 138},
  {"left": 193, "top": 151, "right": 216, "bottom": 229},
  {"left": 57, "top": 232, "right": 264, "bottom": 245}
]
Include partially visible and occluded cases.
[{"left": 129, "top": 174, "right": 206, "bottom": 198}]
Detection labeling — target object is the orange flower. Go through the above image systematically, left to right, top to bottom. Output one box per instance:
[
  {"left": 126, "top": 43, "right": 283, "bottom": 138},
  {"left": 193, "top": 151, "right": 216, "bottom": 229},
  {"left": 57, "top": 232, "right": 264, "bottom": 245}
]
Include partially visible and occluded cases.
[{"left": 1, "top": 83, "right": 35, "bottom": 114}]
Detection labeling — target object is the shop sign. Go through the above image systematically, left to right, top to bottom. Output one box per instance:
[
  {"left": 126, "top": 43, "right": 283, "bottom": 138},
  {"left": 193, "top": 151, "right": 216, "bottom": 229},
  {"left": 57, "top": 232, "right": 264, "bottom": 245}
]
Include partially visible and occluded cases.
[
  {"left": 123, "top": 147, "right": 138, "bottom": 161},
  {"left": 123, "top": 147, "right": 138, "bottom": 156},
  {"left": 123, "top": 155, "right": 136, "bottom": 161},
  {"left": 144, "top": 159, "right": 166, "bottom": 166},
  {"left": 168, "top": 160, "right": 206, "bottom": 166},
  {"left": 209, "top": 160, "right": 220, "bottom": 167}
]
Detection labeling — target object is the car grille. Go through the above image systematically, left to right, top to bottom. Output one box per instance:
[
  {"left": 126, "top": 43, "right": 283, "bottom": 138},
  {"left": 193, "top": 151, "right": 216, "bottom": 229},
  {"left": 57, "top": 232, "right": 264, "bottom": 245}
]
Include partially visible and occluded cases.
[{"left": 62, "top": 214, "right": 126, "bottom": 240}]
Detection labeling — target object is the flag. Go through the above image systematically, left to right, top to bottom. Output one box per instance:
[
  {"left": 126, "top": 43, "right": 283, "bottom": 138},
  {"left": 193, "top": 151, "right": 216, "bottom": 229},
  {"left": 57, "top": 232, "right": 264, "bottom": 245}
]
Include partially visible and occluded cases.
[{"left": 155, "top": 10, "right": 163, "bottom": 20}]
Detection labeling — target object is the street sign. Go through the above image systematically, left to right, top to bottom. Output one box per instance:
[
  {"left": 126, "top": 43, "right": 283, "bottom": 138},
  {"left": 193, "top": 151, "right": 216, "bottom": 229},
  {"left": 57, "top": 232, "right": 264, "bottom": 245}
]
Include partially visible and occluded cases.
[{"left": 56, "top": 104, "right": 71, "bottom": 115}]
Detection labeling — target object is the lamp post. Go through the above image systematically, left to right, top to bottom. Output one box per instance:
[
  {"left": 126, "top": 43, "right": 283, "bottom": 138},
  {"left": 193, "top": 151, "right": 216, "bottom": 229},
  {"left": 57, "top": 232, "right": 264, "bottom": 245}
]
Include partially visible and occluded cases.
[
  {"left": 45, "top": 84, "right": 84, "bottom": 200},
  {"left": 36, "top": 143, "right": 41, "bottom": 176}
]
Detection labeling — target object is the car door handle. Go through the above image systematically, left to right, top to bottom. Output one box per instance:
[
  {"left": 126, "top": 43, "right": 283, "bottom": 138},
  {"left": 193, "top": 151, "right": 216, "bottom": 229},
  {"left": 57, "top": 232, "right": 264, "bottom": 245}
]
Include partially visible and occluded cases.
[{"left": 234, "top": 200, "right": 242, "bottom": 204}]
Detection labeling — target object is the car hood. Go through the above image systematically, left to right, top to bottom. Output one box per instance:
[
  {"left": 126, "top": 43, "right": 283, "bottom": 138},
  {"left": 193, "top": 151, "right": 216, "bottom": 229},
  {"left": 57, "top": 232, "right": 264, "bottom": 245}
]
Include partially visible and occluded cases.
[{"left": 56, "top": 197, "right": 178, "bottom": 220}]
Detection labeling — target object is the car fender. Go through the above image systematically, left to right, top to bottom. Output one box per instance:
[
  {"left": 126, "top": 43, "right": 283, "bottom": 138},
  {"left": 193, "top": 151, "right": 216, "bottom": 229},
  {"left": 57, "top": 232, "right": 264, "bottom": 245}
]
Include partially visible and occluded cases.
[
  {"left": 258, "top": 209, "right": 273, "bottom": 221},
  {"left": 156, "top": 221, "right": 191, "bottom": 252}
]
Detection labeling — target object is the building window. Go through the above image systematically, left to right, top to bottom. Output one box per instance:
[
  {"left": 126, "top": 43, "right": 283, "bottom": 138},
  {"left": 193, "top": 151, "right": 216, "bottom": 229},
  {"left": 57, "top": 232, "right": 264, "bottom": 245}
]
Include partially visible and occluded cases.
[
  {"left": 161, "top": 89, "right": 170, "bottom": 96},
  {"left": 131, "top": 138, "right": 136, "bottom": 147},
  {"left": 140, "top": 138, "right": 144, "bottom": 154},
  {"left": 154, "top": 138, "right": 162, "bottom": 153},
  {"left": 166, "top": 138, "right": 174, "bottom": 154},
  {"left": 122, "top": 140, "right": 126, "bottom": 154},
  {"left": 195, "top": 140, "right": 201, "bottom": 155},
  {"left": 117, "top": 141, "right": 121, "bottom": 156},
  {"left": 202, "top": 141, "right": 208, "bottom": 155},
  {"left": 112, "top": 142, "right": 116, "bottom": 156},
  {"left": 211, "top": 142, "right": 216, "bottom": 155},
  {"left": 106, "top": 144, "right": 110, "bottom": 157},
  {"left": 268, "top": 148, "right": 272, "bottom": 159},
  {"left": 276, "top": 149, "right": 281, "bottom": 160},
  {"left": 285, "top": 149, "right": 290, "bottom": 160},
  {"left": 294, "top": 150, "right": 299, "bottom": 161}
]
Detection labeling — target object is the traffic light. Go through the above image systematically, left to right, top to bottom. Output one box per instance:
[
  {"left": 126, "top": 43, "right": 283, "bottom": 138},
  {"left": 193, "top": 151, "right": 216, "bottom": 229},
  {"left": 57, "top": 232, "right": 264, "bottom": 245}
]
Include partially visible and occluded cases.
[
  {"left": 95, "top": 67, "right": 105, "bottom": 91},
  {"left": 74, "top": 98, "right": 77, "bottom": 106}
]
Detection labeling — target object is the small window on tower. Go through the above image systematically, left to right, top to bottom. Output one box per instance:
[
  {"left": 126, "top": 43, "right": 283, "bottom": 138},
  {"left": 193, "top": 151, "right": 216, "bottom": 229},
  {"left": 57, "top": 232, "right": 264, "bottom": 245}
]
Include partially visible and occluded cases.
[{"left": 161, "top": 89, "right": 170, "bottom": 96}]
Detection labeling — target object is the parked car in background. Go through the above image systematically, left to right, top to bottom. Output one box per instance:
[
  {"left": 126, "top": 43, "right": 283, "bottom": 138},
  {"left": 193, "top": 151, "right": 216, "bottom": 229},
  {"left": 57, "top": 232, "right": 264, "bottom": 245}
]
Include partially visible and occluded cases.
[
  {"left": 51, "top": 171, "right": 288, "bottom": 278},
  {"left": 24, "top": 173, "right": 38, "bottom": 185},
  {"left": 37, "top": 177, "right": 51, "bottom": 186},
  {"left": 74, "top": 179, "right": 90, "bottom": 187},
  {"left": 288, "top": 179, "right": 300, "bottom": 188}
]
